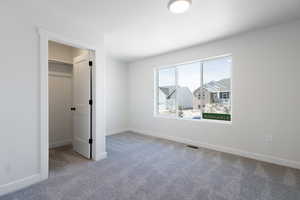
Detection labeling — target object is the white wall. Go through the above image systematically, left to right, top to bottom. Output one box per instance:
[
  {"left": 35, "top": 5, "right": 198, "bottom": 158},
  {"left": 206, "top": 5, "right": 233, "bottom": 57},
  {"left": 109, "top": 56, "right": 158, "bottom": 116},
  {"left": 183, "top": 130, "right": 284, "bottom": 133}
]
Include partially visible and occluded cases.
[
  {"left": 0, "top": 1, "right": 106, "bottom": 196},
  {"left": 128, "top": 20, "right": 300, "bottom": 169},
  {"left": 106, "top": 56, "right": 129, "bottom": 135},
  {"left": 48, "top": 62, "right": 73, "bottom": 148}
]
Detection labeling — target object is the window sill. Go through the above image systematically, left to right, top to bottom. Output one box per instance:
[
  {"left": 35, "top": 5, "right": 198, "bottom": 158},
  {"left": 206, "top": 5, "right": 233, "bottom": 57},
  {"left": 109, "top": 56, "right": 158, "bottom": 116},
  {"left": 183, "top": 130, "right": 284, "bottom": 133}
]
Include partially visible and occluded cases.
[{"left": 153, "top": 114, "right": 232, "bottom": 125}]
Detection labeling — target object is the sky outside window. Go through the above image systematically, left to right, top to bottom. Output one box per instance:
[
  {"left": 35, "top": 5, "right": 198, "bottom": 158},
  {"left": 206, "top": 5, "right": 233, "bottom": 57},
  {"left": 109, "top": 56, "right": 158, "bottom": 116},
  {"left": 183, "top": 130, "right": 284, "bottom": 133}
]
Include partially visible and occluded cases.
[
  {"left": 203, "top": 57, "right": 231, "bottom": 84},
  {"left": 177, "top": 62, "right": 201, "bottom": 92},
  {"left": 158, "top": 68, "right": 175, "bottom": 87}
]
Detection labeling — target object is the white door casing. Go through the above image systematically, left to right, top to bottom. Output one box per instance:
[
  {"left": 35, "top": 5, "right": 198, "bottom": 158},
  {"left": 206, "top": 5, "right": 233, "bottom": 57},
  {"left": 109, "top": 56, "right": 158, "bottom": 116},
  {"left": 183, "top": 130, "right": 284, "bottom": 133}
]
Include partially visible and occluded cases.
[
  {"left": 39, "top": 28, "right": 107, "bottom": 185},
  {"left": 73, "top": 53, "right": 92, "bottom": 159}
]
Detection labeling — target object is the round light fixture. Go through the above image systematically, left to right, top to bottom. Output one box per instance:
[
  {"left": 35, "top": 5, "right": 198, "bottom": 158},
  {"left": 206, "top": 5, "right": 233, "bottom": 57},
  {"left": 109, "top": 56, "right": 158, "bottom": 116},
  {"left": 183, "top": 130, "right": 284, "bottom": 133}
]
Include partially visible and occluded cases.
[{"left": 168, "top": 0, "right": 192, "bottom": 14}]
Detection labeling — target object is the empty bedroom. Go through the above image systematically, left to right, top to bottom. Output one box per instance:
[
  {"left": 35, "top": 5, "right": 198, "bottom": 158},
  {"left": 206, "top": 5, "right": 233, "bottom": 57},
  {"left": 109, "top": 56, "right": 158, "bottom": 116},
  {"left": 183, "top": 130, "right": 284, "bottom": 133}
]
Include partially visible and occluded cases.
[{"left": 1, "top": 0, "right": 300, "bottom": 200}]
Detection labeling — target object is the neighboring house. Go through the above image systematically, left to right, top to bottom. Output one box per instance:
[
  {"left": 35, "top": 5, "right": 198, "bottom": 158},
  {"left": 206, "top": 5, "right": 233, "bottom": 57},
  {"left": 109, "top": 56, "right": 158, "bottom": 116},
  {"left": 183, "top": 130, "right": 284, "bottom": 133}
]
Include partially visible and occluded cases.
[
  {"left": 158, "top": 78, "right": 230, "bottom": 113},
  {"left": 193, "top": 78, "right": 231, "bottom": 110},
  {"left": 158, "top": 86, "right": 176, "bottom": 112},
  {"left": 159, "top": 86, "right": 193, "bottom": 112},
  {"left": 177, "top": 87, "right": 193, "bottom": 109}
]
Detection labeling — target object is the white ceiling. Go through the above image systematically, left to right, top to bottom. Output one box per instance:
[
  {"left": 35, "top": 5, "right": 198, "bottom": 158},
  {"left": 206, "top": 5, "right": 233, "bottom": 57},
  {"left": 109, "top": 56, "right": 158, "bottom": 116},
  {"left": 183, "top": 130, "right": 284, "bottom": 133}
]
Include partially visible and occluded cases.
[
  {"left": 20, "top": 0, "right": 300, "bottom": 62},
  {"left": 101, "top": 0, "right": 300, "bottom": 62}
]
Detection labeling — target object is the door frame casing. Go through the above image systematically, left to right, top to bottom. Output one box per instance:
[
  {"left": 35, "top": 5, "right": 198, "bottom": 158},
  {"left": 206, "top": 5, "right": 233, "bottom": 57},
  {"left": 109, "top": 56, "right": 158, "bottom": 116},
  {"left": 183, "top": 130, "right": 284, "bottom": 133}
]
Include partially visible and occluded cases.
[{"left": 38, "top": 28, "right": 100, "bottom": 181}]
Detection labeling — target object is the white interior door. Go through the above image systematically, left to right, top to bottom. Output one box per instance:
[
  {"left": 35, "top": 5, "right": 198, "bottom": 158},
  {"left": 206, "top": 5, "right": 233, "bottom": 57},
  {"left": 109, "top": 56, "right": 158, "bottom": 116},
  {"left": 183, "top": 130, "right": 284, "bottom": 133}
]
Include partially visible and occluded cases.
[{"left": 73, "top": 53, "right": 92, "bottom": 159}]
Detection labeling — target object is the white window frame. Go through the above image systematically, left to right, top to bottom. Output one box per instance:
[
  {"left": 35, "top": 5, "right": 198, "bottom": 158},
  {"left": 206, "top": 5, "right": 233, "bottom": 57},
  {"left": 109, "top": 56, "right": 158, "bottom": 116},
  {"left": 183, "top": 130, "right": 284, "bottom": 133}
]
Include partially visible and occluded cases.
[{"left": 154, "top": 54, "right": 232, "bottom": 124}]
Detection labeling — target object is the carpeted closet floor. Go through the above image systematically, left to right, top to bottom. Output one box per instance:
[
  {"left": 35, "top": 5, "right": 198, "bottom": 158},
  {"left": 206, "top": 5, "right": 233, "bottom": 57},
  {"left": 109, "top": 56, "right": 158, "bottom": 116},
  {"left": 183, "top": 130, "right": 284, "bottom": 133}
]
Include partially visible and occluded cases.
[
  {"left": 2, "top": 132, "right": 300, "bottom": 200},
  {"left": 49, "top": 145, "right": 92, "bottom": 177}
]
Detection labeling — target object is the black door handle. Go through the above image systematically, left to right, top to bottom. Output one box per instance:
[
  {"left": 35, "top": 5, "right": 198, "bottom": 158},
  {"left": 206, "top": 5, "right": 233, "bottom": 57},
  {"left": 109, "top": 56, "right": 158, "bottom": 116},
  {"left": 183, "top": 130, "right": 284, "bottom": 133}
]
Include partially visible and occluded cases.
[{"left": 70, "top": 107, "right": 76, "bottom": 111}]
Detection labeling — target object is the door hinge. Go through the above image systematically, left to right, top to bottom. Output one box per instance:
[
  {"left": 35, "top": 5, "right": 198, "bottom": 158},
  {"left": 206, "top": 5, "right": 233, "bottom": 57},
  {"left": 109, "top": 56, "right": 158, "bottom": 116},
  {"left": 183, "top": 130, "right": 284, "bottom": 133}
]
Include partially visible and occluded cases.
[
  {"left": 89, "top": 61, "right": 93, "bottom": 67},
  {"left": 89, "top": 99, "right": 93, "bottom": 105},
  {"left": 89, "top": 138, "right": 93, "bottom": 144}
]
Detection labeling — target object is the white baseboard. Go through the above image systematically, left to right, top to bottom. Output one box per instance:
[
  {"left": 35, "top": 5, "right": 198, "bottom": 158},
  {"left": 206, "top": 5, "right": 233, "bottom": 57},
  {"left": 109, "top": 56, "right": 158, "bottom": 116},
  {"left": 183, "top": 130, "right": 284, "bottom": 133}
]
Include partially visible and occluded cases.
[
  {"left": 106, "top": 128, "right": 129, "bottom": 136},
  {"left": 129, "top": 128, "right": 300, "bottom": 170},
  {"left": 49, "top": 139, "right": 72, "bottom": 148},
  {"left": 94, "top": 151, "right": 107, "bottom": 161},
  {"left": 0, "top": 174, "right": 41, "bottom": 197}
]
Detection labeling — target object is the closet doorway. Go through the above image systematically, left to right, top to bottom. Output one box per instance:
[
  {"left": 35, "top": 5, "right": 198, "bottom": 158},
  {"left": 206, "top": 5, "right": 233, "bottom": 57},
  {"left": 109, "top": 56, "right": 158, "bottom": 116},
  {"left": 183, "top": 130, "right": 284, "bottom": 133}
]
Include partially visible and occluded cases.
[{"left": 48, "top": 41, "right": 94, "bottom": 176}]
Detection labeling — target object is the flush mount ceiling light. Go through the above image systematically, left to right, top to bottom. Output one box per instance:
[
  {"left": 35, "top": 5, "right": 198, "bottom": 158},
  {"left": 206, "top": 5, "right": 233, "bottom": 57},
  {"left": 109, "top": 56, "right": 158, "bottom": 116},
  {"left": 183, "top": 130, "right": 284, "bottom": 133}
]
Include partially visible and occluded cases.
[{"left": 168, "top": 0, "right": 192, "bottom": 14}]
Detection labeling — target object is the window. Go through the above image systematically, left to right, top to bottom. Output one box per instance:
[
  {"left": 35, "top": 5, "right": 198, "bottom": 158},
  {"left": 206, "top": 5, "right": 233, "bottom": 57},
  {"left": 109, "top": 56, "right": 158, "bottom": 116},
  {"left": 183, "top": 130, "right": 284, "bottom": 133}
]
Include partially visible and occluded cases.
[
  {"left": 155, "top": 55, "right": 232, "bottom": 122},
  {"left": 202, "top": 56, "right": 231, "bottom": 121},
  {"left": 177, "top": 62, "right": 201, "bottom": 119},
  {"left": 157, "top": 67, "right": 177, "bottom": 116},
  {"left": 220, "top": 92, "right": 230, "bottom": 99}
]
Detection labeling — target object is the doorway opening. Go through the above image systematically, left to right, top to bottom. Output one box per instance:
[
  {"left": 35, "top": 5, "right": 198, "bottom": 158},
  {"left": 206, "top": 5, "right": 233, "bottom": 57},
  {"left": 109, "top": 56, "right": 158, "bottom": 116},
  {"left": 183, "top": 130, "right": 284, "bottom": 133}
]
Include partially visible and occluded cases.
[{"left": 48, "top": 41, "right": 94, "bottom": 176}]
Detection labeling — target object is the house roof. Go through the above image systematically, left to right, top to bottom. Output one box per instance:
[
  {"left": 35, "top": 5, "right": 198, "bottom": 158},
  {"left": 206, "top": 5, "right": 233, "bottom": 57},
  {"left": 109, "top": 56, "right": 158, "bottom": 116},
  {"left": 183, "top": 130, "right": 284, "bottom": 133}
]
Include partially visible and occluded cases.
[
  {"left": 193, "top": 78, "right": 231, "bottom": 95},
  {"left": 160, "top": 79, "right": 230, "bottom": 98},
  {"left": 159, "top": 86, "right": 192, "bottom": 99},
  {"left": 159, "top": 86, "right": 176, "bottom": 99}
]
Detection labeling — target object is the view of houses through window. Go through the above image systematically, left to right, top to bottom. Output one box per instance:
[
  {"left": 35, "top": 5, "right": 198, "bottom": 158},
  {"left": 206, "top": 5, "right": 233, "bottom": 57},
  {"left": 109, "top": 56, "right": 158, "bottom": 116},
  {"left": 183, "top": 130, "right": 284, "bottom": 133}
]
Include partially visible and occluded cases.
[{"left": 156, "top": 55, "right": 232, "bottom": 121}]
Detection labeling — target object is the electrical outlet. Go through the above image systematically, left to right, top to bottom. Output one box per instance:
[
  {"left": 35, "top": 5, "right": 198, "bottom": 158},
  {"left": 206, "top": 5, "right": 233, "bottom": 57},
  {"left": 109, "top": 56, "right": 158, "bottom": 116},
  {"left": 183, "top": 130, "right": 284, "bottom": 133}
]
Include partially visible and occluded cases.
[{"left": 265, "top": 135, "right": 273, "bottom": 143}]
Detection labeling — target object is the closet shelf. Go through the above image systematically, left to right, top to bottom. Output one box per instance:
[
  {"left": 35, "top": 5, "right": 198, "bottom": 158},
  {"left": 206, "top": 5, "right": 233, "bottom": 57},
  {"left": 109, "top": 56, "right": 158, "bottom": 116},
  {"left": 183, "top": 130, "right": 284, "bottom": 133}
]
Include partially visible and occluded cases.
[{"left": 48, "top": 59, "right": 73, "bottom": 65}]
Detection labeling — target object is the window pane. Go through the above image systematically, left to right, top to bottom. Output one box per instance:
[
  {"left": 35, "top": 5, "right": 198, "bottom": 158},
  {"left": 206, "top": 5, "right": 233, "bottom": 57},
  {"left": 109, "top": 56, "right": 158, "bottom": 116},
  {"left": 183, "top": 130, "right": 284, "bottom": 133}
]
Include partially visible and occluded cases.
[
  {"left": 202, "top": 56, "right": 231, "bottom": 121},
  {"left": 177, "top": 62, "right": 201, "bottom": 119},
  {"left": 158, "top": 68, "right": 176, "bottom": 115}
]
